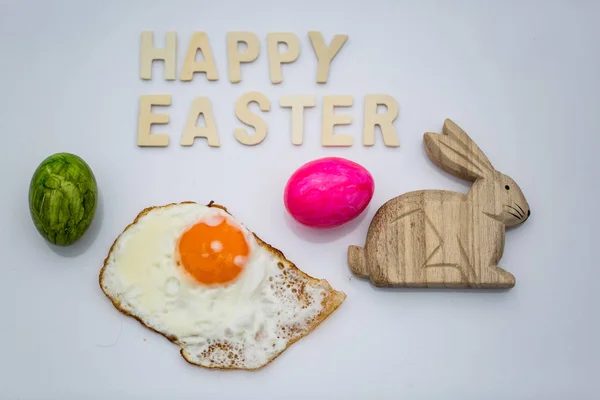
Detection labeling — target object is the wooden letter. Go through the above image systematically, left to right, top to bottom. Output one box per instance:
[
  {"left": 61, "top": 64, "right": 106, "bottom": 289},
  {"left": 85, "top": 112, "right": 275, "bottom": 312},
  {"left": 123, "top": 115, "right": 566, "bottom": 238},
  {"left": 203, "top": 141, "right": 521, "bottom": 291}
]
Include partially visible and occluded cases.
[
  {"left": 140, "top": 31, "right": 177, "bottom": 80},
  {"left": 180, "top": 32, "right": 219, "bottom": 81},
  {"left": 227, "top": 32, "right": 260, "bottom": 83},
  {"left": 308, "top": 32, "right": 348, "bottom": 84},
  {"left": 267, "top": 33, "right": 300, "bottom": 84},
  {"left": 235, "top": 92, "right": 271, "bottom": 145},
  {"left": 137, "top": 95, "right": 171, "bottom": 147},
  {"left": 280, "top": 95, "right": 316, "bottom": 145},
  {"left": 321, "top": 95, "right": 353, "bottom": 147},
  {"left": 363, "top": 95, "right": 400, "bottom": 147},
  {"left": 181, "top": 97, "right": 219, "bottom": 147}
]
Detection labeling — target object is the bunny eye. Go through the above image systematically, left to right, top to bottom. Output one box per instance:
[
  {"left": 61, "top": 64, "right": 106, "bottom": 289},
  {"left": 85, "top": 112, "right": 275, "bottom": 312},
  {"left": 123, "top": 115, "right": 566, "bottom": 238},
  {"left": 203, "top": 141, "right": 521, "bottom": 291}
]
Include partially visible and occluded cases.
[{"left": 505, "top": 185, "right": 510, "bottom": 190}]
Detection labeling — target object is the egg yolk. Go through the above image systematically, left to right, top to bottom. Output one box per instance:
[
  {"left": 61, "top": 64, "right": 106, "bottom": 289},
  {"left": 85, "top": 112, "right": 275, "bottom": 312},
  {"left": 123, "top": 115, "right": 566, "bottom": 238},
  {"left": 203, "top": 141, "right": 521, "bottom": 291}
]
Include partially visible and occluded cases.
[{"left": 177, "top": 218, "right": 250, "bottom": 285}]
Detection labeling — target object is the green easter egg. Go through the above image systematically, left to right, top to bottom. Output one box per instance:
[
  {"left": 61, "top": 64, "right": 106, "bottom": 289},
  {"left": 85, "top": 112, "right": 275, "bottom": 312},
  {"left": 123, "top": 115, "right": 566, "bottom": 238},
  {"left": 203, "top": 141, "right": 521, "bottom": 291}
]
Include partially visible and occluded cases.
[{"left": 29, "top": 153, "right": 98, "bottom": 246}]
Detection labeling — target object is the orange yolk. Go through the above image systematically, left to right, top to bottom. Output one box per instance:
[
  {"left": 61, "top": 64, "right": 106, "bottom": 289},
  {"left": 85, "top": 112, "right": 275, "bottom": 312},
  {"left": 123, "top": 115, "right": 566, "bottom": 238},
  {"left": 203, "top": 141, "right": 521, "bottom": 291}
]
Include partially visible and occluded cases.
[{"left": 177, "top": 218, "right": 250, "bottom": 285}]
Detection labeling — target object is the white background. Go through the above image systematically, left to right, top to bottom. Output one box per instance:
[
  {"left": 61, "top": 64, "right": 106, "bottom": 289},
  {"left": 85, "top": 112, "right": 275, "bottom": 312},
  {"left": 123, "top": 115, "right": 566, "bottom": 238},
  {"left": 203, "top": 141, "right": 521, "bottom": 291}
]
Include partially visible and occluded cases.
[{"left": 1, "top": 0, "right": 598, "bottom": 399}]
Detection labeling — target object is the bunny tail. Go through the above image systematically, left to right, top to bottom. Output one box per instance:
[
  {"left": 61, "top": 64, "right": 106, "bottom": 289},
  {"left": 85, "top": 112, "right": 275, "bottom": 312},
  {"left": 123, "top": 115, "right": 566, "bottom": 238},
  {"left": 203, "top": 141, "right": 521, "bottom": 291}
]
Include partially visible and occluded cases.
[{"left": 348, "top": 245, "right": 368, "bottom": 278}]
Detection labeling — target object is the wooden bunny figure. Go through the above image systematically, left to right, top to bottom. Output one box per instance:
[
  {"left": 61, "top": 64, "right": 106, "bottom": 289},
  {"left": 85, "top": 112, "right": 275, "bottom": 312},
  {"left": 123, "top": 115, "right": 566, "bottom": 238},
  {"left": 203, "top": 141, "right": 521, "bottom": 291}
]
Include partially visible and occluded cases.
[{"left": 348, "top": 119, "right": 530, "bottom": 288}]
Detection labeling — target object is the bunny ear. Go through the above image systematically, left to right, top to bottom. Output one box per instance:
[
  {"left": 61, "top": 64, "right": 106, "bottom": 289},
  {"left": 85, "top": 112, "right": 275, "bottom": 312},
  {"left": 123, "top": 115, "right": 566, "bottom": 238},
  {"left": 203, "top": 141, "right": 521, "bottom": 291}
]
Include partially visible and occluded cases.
[
  {"left": 424, "top": 119, "right": 495, "bottom": 181},
  {"left": 442, "top": 119, "right": 494, "bottom": 170}
]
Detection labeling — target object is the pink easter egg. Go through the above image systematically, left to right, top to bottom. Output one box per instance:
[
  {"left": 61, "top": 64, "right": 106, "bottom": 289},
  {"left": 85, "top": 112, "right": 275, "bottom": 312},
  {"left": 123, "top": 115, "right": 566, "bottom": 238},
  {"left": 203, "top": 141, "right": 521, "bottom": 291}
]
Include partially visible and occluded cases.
[{"left": 284, "top": 157, "right": 375, "bottom": 229}]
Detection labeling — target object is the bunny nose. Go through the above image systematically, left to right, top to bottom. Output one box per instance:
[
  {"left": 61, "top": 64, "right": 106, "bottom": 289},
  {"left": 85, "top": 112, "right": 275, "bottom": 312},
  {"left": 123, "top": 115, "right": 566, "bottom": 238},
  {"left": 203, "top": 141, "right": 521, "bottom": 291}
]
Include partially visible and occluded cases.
[{"left": 527, "top": 210, "right": 531, "bottom": 217}]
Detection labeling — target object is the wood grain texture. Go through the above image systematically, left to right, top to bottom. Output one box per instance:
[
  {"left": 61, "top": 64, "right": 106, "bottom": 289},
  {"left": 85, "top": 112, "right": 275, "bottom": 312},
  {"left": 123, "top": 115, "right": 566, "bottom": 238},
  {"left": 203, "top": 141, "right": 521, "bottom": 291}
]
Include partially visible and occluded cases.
[{"left": 348, "top": 119, "right": 531, "bottom": 288}]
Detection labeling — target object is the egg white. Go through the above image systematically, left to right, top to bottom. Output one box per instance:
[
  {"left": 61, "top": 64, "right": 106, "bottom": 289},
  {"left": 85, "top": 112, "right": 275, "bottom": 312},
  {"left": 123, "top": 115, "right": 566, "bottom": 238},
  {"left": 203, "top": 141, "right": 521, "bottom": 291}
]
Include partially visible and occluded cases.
[{"left": 100, "top": 203, "right": 332, "bottom": 369}]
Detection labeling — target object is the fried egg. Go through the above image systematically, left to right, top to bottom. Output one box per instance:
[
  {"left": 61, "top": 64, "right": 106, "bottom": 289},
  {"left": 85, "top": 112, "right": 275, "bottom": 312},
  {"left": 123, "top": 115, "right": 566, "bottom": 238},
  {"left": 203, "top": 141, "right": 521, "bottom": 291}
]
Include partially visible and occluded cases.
[{"left": 99, "top": 202, "right": 345, "bottom": 370}]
